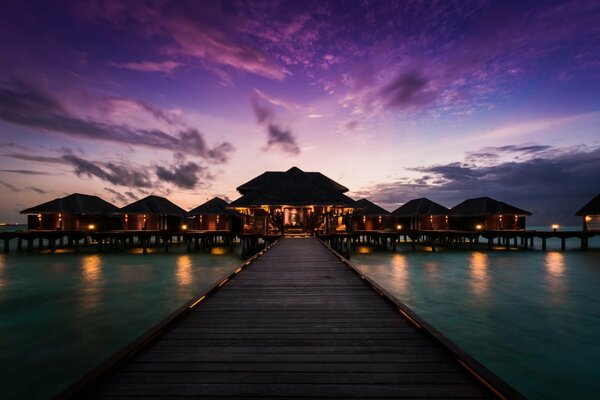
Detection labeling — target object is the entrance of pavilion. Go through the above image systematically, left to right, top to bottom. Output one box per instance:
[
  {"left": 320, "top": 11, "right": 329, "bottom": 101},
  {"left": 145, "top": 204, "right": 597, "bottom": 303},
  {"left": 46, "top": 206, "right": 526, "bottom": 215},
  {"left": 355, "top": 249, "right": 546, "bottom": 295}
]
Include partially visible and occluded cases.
[{"left": 283, "top": 207, "right": 312, "bottom": 236}]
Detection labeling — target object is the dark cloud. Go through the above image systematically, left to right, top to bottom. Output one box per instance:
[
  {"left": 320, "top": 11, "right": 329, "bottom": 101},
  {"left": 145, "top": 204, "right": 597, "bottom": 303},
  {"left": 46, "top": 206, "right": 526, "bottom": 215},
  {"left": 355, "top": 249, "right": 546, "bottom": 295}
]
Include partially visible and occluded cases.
[
  {"left": 379, "top": 71, "right": 436, "bottom": 109},
  {"left": 0, "top": 79, "right": 233, "bottom": 162},
  {"left": 251, "top": 94, "right": 300, "bottom": 156},
  {"left": 264, "top": 124, "right": 301, "bottom": 156},
  {"left": 467, "top": 144, "right": 553, "bottom": 162},
  {"left": 356, "top": 146, "right": 600, "bottom": 225},
  {"left": 2, "top": 153, "right": 67, "bottom": 164},
  {"left": 62, "top": 154, "right": 153, "bottom": 188},
  {"left": 155, "top": 161, "right": 206, "bottom": 189},
  {"left": 0, "top": 169, "right": 53, "bottom": 175},
  {"left": 0, "top": 180, "right": 20, "bottom": 192},
  {"left": 25, "top": 186, "right": 47, "bottom": 194},
  {"left": 104, "top": 187, "right": 128, "bottom": 204},
  {"left": 124, "top": 191, "right": 138, "bottom": 200}
]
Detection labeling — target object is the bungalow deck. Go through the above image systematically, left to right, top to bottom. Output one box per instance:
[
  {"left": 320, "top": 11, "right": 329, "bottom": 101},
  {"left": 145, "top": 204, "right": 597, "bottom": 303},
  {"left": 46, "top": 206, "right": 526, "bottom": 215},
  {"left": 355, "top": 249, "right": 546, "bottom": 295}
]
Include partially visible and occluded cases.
[{"left": 56, "top": 237, "right": 521, "bottom": 400}]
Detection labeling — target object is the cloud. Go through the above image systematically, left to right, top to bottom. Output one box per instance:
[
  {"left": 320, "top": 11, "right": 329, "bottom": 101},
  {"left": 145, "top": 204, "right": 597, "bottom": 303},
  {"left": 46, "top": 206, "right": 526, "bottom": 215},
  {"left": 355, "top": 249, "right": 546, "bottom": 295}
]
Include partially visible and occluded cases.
[
  {"left": 112, "top": 60, "right": 182, "bottom": 73},
  {"left": 379, "top": 71, "right": 437, "bottom": 109},
  {"left": 0, "top": 79, "right": 233, "bottom": 162},
  {"left": 254, "top": 89, "right": 299, "bottom": 111},
  {"left": 250, "top": 92, "right": 301, "bottom": 156},
  {"left": 307, "top": 114, "right": 324, "bottom": 118},
  {"left": 263, "top": 124, "right": 301, "bottom": 156},
  {"left": 355, "top": 145, "right": 600, "bottom": 225},
  {"left": 2, "top": 153, "right": 68, "bottom": 164},
  {"left": 62, "top": 154, "right": 154, "bottom": 188},
  {"left": 155, "top": 161, "right": 206, "bottom": 189},
  {"left": 0, "top": 169, "right": 54, "bottom": 175},
  {"left": 0, "top": 181, "right": 20, "bottom": 192},
  {"left": 25, "top": 186, "right": 47, "bottom": 194},
  {"left": 104, "top": 187, "right": 128, "bottom": 203}
]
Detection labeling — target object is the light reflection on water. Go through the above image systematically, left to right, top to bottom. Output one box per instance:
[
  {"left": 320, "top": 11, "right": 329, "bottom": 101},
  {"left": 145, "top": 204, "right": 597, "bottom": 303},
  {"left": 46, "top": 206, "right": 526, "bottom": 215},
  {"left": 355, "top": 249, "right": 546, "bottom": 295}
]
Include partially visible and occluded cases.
[
  {"left": 353, "top": 247, "right": 600, "bottom": 400},
  {"left": 469, "top": 252, "right": 488, "bottom": 298},
  {"left": 0, "top": 254, "right": 5, "bottom": 290},
  {"left": 176, "top": 255, "right": 193, "bottom": 286}
]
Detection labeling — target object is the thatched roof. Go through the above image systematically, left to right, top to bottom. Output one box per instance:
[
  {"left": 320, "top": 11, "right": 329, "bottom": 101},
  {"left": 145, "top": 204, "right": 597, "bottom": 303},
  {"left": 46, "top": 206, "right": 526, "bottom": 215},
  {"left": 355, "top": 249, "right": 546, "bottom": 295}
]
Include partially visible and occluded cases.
[
  {"left": 230, "top": 167, "right": 355, "bottom": 207},
  {"left": 236, "top": 167, "right": 349, "bottom": 194},
  {"left": 20, "top": 193, "right": 119, "bottom": 215},
  {"left": 576, "top": 193, "right": 600, "bottom": 216},
  {"left": 120, "top": 195, "right": 186, "bottom": 216},
  {"left": 188, "top": 197, "right": 235, "bottom": 216},
  {"left": 450, "top": 197, "right": 531, "bottom": 217},
  {"left": 354, "top": 198, "right": 390, "bottom": 216},
  {"left": 392, "top": 198, "right": 449, "bottom": 217}
]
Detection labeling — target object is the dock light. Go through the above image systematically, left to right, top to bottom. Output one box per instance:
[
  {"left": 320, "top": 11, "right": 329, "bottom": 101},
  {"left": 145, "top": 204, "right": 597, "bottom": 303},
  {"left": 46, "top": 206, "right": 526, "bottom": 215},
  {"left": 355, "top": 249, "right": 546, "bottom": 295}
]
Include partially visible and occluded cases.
[
  {"left": 585, "top": 216, "right": 592, "bottom": 222},
  {"left": 87, "top": 224, "right": 95, "bottom": 230},
  {"left": 181, "top": 224, "right": 188, "bottom": 230},
  {"left": 396, "top": 224, "right": 403, "bottom": 231},
  {"left": 475, "top": 224, "right": 483, "bottom": 231},
  {"left": 552, "top": 224, "right": 559, "bottom": 232}
]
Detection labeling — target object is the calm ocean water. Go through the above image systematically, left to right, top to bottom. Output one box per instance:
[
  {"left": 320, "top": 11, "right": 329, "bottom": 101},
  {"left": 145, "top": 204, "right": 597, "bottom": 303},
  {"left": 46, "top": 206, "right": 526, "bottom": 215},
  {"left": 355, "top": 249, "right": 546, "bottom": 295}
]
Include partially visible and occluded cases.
[
  {"left": 1, "top": 226, "right": 598, "bottom": 399},
  {"left": 353, "top": 231, "right": 600, "bottom": 400},
  {"left": 0, "top": 233, "right": 242, "bottom": 399}
]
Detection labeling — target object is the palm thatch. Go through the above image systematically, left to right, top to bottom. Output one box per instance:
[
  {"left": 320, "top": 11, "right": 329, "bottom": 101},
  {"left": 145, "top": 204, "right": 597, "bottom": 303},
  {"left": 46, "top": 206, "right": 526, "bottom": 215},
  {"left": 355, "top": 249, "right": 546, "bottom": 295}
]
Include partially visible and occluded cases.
[
  {"left": 230, "top": 167, "right": 355, "bottom": 207},
  {"left": 236, "top": 167, "right": 349, "bottom": 194},
  {"left": 20, "top": 193, "right": 119, "bottom": 214},
  {"left": 576, "top": 193, "right": 600, "bottom": 216},
  {"left": 121, "top": 195, "right": 186, "bottom": 216},
  {"left": 188, "top": 197, "right": 235, "bottom": 216},
  {"left": 450, "top": 197, "right": 531, "bottom": 216},
  {"left": 354, "top": 198, "right": 390, "bottom": 216},
  {"left": 392, "top": 198, "right": 449, "bottom": 217}
]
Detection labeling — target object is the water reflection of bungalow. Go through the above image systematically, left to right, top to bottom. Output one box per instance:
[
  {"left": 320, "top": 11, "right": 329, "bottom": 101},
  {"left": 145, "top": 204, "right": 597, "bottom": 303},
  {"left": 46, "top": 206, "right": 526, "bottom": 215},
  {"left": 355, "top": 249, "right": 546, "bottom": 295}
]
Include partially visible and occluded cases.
[
  {"left": 229, "top": 167, "right": 356, "bottom": 236},
  {"left": 20, "top": 193, "right": 121, "bottom": 231},
  {"left": 576, "top": 193, "right": 600, "bottom": 231},
  {"left": 120, "top": 195, "right": 186, "bottom": 231},
  {"left": 187, "top": 197, "right": 239, "bottom": 232},
  {"left": 449, "top": 197, "right": 531, "bottom": 231},
  {"left": 352, "top": 198, "right": 392, "bottom": 231},
  {"left": 392, "top": 198, "right": 449, "bottom": 231}
]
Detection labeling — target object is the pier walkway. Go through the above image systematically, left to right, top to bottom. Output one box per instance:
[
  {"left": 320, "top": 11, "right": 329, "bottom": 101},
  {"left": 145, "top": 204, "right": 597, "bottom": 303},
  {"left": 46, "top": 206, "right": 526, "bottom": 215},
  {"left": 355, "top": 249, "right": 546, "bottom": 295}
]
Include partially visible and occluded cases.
[{"left": 63, "top": 237, "right": 520, "bottom": 399}]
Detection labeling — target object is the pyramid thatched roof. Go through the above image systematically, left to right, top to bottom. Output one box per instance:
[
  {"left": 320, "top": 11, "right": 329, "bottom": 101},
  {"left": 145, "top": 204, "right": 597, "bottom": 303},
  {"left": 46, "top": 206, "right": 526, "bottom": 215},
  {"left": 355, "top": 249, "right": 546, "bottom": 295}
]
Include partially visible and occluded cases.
[
  {"left": 230, "top": 167, "right": 355, "bottom": 207},
  {"left": 236, "top": 167, "right": 349, "bottom": 194},
  {"left": 20, "top": 193, "right": 119, "bottom": 215},
  {"left": 576, "top": 193, "right": 600, "bottom": 216},
  {"left": 121, "top": 195, "right": 186, "bottom": 216},
  {"left": 188, "top": 197, "right": 234, "bottom": 216},
  {"left": 450, "top": 197, "right": 531, "bottom": 217},
  {"left": 354, "top": 198, "right": 390, "bottom": 216},
  {"left": 392, "top": 198, "right": 449, "bottom": 217}
]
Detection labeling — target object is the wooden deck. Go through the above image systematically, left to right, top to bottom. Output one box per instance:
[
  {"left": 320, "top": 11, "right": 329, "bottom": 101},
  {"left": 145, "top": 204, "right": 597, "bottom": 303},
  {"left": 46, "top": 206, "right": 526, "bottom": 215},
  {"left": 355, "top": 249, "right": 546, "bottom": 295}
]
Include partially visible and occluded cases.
[{"left": 61, "top": 237, "right": 521, "bottom": 399}]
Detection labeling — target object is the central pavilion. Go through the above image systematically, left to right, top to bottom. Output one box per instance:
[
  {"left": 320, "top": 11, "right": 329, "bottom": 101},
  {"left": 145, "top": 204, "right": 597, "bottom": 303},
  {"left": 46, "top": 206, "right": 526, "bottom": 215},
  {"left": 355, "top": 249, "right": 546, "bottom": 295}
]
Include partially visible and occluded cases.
[{"left": 229, "top": 167, "right": 356, "bottom": 236}]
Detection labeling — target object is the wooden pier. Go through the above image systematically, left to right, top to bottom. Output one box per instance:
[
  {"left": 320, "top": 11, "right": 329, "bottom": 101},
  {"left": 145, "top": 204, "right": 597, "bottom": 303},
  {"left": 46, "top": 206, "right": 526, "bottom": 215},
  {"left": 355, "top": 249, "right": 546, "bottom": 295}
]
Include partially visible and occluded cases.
[{"left": 57, "top": 237, "right": 522, "bottom": 399}]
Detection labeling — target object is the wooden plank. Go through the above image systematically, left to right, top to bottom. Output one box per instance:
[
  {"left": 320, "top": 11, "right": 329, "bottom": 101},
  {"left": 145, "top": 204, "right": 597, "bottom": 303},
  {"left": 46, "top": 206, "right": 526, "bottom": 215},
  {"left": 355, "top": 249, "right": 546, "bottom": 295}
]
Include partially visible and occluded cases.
[{"left": 67, "top": 237, "right": 518, "bottom": 400}]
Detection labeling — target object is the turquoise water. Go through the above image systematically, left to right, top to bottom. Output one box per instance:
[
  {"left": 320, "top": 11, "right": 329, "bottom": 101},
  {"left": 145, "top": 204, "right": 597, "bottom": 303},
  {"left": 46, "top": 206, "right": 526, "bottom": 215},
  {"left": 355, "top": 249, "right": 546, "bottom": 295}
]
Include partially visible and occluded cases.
[
  {"left": 352, "top": 235, "right": 600, "bottom": 400},
  {"left": 0, "top": 244, "right": 241, "bottom": 400}
]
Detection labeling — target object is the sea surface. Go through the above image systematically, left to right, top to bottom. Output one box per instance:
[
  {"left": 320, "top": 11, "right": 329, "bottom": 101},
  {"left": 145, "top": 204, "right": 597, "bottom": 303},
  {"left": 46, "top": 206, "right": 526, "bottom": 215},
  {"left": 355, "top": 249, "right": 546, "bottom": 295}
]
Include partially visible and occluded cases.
[
  {"left": 1, "top": 226, "right": 599, "bottom": 399},
  {"left": 0, "top": 229, "right": 242, "bottom": 399},
  {"left": 353, "top": 230, "right": 600, "bottom": 400}
]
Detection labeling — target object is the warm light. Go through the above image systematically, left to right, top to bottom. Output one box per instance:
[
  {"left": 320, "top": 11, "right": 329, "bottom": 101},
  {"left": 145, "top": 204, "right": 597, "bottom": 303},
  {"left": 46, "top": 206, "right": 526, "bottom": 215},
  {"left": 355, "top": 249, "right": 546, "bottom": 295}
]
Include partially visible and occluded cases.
[
  {"left": 585, "top": 216, "right": 592, "bottom": 222},
  {"left": 88, "top": 224, "right": 95, "bottom": 230},
  {"left": 181, "top": 224, "right": 188, "bottom": 230},
  {"left": 396, "top": 224, "right": 403, "bottom": 230},
  {"left": 475, "top": 224, "right": 483, "bottom": 230},
  {"left": 552, "top": 224, "right": 559, "bottom": 231}
]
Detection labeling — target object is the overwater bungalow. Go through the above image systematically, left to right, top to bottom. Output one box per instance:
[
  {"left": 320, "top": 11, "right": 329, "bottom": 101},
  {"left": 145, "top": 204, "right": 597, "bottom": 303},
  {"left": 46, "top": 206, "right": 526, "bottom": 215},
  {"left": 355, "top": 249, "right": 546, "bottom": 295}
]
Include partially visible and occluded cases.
[
  {"left": 229, "top": 167, "right": 356, "bottom": 236},
  {"left": 20, "top": 193, "right": 121, "bottom": 231},
  {"left": 576, "top": 193, "right": 600, "bottom": 231},
  {"left": 120, "top": 195, "right": 186, "bottom": 232},
  {"left": 449, "top": 196, "right": 531, "bottom": 231},
  {"left": 187, "top": 197, "right": 239, "bottom": 232},
  {"left": 392, "top": 197, "right": 449, "bottom": 231},
  {"left": 352, "top": 198, "right": 392, "bottom": 231}
]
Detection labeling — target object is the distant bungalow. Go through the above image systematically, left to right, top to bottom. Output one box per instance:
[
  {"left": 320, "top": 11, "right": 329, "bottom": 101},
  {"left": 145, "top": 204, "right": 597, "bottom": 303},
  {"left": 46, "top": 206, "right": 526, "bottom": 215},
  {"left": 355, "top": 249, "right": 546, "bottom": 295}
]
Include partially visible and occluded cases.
[
  {"left": 229, "top": 167, "right": 355, "bottom": 236},
  {"left": 20, "top": 193, "right": 121, "bottom": 231},
  {"left": 576, "top": 193, "right": 600, "bottom": 231},
  {"left": 121, "top": 195, "right": 186, "bottom": 231},
  {"left": 449, "top": 196, "right": 531, "bottom": 231},
  {"left": 187, "top": 197, "right": 239, "bottom": 232},
  {"left": 352, "top": 198, "right": 391, "bottom": 232},
  {"left": 392, "top": 198, "right": 449, "bottom": 231}
]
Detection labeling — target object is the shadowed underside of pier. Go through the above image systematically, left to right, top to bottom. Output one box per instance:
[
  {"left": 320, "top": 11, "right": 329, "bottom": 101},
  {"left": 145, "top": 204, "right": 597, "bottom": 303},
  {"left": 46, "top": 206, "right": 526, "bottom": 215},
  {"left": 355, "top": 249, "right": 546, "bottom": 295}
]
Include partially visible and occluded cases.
[{"left": 82, "top": 238, "right": 495, "bottom": 399}]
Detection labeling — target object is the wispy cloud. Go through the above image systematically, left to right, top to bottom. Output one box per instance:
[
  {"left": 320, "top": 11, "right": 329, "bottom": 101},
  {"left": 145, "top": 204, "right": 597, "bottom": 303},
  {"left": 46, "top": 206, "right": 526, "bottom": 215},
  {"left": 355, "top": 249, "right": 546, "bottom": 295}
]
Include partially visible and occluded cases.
[
  {"left": 112, "top": 60, "right": 182, "bottom": 73},
  {"left": 251, "top": 92, "right": 300, "bottom": 156},
  {"left": 0, "top": 169, "right": 54, "bottom": 175}
]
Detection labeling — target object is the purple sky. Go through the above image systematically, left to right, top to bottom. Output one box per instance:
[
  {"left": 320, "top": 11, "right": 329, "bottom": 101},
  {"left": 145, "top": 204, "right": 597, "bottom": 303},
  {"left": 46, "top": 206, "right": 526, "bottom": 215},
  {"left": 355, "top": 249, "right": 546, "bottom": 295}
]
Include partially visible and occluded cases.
[{"left": 1, "top": 0, "right": 599, "bottom": 225}]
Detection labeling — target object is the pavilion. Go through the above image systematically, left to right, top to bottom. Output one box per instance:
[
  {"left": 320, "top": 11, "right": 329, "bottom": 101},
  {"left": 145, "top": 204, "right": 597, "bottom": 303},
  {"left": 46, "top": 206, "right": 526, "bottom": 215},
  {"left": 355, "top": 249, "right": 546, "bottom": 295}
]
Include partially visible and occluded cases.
[
  {"left": 229, "top": 167, "right": 356, "bottom": 236},
  {"left": 575, "top": 193, "right": 600, "bottom": 231},
  {"left": 120, "top": 195, "right": 186, "bottom": 231},
  {"left": 187, "top": 197, "right": 239, "bottom": 232},
  {"left": 449, "top": 197, "right": 531, "bottom": 231},
  {"left": 352, "top": 198, "right": 392, "bottom": 232},
  {"left": 392, "top": 198, "right": 449, "bottom": 231}
]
